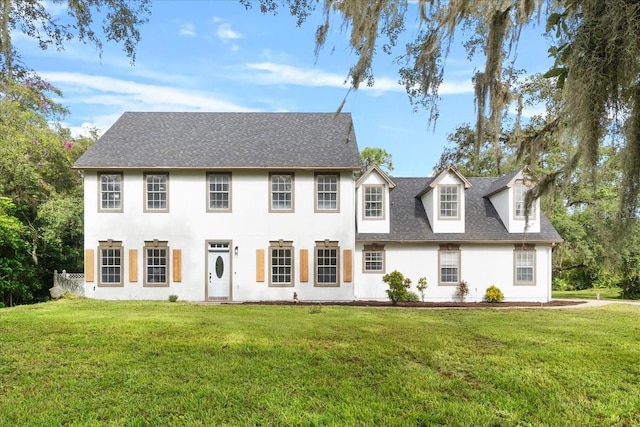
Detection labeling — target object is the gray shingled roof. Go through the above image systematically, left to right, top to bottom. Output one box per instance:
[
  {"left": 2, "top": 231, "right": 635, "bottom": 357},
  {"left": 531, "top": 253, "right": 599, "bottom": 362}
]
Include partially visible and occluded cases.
[
  {"left": 73, "top": 112, "right": 361, "bottom": 169},
  {"left": 357, "top": 176, "right": 562, "bottom": 243}
]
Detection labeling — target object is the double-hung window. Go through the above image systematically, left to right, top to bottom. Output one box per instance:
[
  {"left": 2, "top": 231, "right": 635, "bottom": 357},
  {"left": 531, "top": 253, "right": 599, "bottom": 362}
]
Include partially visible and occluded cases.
[
  {"left": 99, "top": 173, "right": 123, "bottom": 212},
  {"left": 145, "top": 173, "right": 169, "bottom": 212},
  {"left": 208, "top": 173, "right": 231, "bottom": 212},
  {"left": 270, "top": 173, "right": 294, "bottom": 212},
  {"left": 316, "top": 174, "right": 339, "bottom": 212},
  {"left": 514, "top": 183, "right": 536, "bottom": 219},
  {"left": 363, "top": 185, "right": 384, "bottom": 219},
  {"left": 439, "top": 185, "right": 459, "bottom": 219},
  {"left": 98, "top": 240, "right": 123, "bottom": 286},
  {"left": 144, "top": 240, "right": 169, "bottom": 286},
  {"left": 269, "top": 240, "right": 294, "bottom": 286},
  {"left": 315, "top": 240, "right": 339, "bottom": 286},
  {"left": 363, "top": 244, "right": 385, "bottom": 273},
  {"left": 439, "top": 245, "right": 460, "bottom": 285},
  {"left": 514, "top": 245, "right": 536, "bottom": 285}
]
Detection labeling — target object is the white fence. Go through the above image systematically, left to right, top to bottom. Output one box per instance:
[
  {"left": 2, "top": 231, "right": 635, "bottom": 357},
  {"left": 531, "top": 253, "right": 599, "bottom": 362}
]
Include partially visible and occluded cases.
[{"left": 53, "top": 270, "right": 85, "bottom": 296}]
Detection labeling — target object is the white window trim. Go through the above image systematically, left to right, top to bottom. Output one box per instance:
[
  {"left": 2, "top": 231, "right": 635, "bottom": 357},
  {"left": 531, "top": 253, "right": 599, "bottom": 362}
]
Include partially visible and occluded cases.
[
  {"left": 438, "top": 244, "right": 460, "bottom": 286},
  {"left": 514, "top": 245, "right": 536, "bottom": 286}
]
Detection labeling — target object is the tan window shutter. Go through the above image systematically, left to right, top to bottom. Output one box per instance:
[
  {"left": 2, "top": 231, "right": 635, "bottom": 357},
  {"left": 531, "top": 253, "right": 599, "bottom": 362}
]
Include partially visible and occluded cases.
[
  {"left": 85, "top": 249, "right": 95, "bottom": 282},
  {"left": 129, "top": 249, "right": 138, "bottom": 282},
  {"left": 172, "top": 249, "right": 182, "bottom": 282},
  {"left": 256, "top": 249, "right": 265, "bottom": 282},
  {"left": 300, "top": 249, "right": 309, "bottom": 282},
  {"left": 343, "top": 249, "right": 353, "bottom": 282}
]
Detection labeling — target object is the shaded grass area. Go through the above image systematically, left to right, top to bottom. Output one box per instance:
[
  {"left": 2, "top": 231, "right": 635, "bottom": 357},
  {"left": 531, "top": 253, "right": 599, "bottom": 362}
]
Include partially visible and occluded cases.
[
  {"left": 553, "top": 287, "right": 623, "bottom": 300},
  {"left": 1, "top": 300, "right": 640, "bottom": 426}
]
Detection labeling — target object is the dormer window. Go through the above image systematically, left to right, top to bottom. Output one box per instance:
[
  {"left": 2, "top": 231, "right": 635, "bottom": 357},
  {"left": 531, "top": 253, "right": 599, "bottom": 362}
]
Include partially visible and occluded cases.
[
  {"left": 514, "top": 182, "right": 536, "bottom": 220},
  {"left": 363, "top": 184, "right": 384, "bottom": 219},
  {"left": 439, "top": 185, "right": 460, "bottom": 219}
]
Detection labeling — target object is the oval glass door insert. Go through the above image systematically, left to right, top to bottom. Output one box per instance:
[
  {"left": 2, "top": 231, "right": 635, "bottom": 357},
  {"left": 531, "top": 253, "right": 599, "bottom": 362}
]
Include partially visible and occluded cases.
[{"left": 215, "top": 256, "right": 224, "bottom": 278}]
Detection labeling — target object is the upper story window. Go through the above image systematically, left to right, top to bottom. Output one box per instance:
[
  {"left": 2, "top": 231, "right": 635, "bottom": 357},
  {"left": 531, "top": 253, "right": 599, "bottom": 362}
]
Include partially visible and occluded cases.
[
  {"left": 99, "top": 173, "right": 123, "bottom": 212},
  {"left": 145, "top": 173, "right": 169, "bottom": 212},
  {"left": 208, "top": 173, "right": 231, "bottom": 212},
  {"left": 270, "top": 173, "right": 294, "bottom": 212},
  {"left": 316, "top": 173, "right": 339, "bottom": 212},
  {"left": 514, "top": 184, "right": 536, "bottom": 219},
  {"left": 363, "top": 185, "right": 384, "bottom": 219},
  {"left": 439, "top": 185, "right": 460, "bottom": 219},
  {"left": 98, "top": 240, "right": 123, "bottom": 287},
  {"left": 144, "top": 240, "right": 169, "bottom": 287},
  {"left": 269, "top": 240, "right": 294, "bottom": 287},
  {"left": 315, "top": 240, "right": 340, "bottom": 287},
  {"left": 363, "top": 244, "right": 385, "bottom": 273},
  {"left": 438, "top": 244, "right": 460, "bottom": 285},
  {"left": 514, "top": 245, "right": 536, "bottom": 285}
]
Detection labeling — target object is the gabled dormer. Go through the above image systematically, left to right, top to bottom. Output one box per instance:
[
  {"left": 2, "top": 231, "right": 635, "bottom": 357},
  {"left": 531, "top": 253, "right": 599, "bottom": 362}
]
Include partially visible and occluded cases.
[
  {"left": 355, "top": 164, "right": 396, "bottom": 234},
  {"left": 417, "top": 166, "right": 471, "bottom": 233},
  {"left": 484, "top": 168, "right": 540, "bottom": 233}
]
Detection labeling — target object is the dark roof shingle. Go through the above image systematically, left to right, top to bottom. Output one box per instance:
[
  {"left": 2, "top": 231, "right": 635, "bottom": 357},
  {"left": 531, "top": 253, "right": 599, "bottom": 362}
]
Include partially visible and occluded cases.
[
  {"left": 74, "top": 112, "right": 361, "bottom": 169},
  {"left": 357, "top": 176, "right": 562, "bottom": 243}
]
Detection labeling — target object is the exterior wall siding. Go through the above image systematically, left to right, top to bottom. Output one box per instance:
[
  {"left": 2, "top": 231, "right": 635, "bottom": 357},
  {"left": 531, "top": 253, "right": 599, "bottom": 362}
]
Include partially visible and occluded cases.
[
  {"left": 84, "top": 170, "right": 356, "bottom": 302},
  {"left": 353, "top": 243, "right": 553, "bottom": 302}
]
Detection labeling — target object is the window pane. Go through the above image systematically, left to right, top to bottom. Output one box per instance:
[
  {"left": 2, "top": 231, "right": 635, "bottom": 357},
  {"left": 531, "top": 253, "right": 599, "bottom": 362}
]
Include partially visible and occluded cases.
[
  {"left": 100, "top": 174, "right": 121, "bottom": 209},
  {"left": 146, "top": 174, "right": 167, "bottom": 210},
  {"left": 209, "top": 174, "right": 230, "bottom": 210},
  {"left": 271, "top": 175, "right": 292, "bottom": 210},
  {"left": 317, "top": 175, "right": 338, "bottom": 210},
  {"left": 364, "top": 186, "right": 383, "bottom": 218},
  {"left": 440, "top": 186, "right": 458, "bottom": 217},
  {"left": 515, "top": 186, "right": 526, "bottom": 217},
  {"left": 100, "top": 248, "right": 121, "bottom": 284},
  {"left": 147, "top": 248, "right": 167, "bottom": 284},
  {"left": 271, "top": 248, "right": 292, "bottom": 284},
  {"left": 317, "top": 248, "right": 338, "bottom": 284},
  {"left": 364, "top": 251, "right": 384, "bottom": 272},
  {"left": 440, "top": 251, "right": 459, "bottom": 283},
  {"left": 515, "top": 251, "right": 534, "bottom": 284}
]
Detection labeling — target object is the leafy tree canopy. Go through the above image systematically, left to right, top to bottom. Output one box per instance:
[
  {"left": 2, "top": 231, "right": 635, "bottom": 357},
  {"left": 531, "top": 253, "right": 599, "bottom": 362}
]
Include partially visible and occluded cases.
[{"left": 245, "top": 0, "right": 640, "bottom": 221}]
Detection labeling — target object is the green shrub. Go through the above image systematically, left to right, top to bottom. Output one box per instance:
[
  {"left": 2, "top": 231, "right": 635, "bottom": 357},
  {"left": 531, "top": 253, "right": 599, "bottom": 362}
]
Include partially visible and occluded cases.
[
  {"left": 383, "top": 270, "right": 412, "bottom": 304},
  {"left": 619, "top": 274, "right": 640, "bottom": 300},
  {"left": 416, "top": 277, "right": 428, "bottom": 302},
  {"left": 456, "top": 280, "right": 470, "bottom": 302},
  {"left": 484, "top": 285, "right": 504, "bottom": 303},
  {"left": 405, "top": 291, "right": 420, "bottom": 302},
  {"left": 168, "top": 295, "right": 178, "bottom": 302},
  {"left": 0, "top": 302, "right": 5, "bottom": 309}
]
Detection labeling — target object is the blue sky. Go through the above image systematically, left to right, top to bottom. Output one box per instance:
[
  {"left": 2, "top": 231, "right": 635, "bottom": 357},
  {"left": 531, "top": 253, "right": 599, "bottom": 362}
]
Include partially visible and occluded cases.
[{"left": 15, "top": 1, "right": 552, "bottom": 177}]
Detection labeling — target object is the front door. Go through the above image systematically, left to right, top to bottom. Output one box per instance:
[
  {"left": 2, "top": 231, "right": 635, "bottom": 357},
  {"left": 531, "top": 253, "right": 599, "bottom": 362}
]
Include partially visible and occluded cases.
[{"left": 207, "top": 242, "right": 230, "bottom": 300}]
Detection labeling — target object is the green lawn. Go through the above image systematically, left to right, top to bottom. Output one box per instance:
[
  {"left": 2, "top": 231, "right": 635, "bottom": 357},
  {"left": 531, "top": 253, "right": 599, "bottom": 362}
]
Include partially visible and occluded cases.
[
  {"left": 553, "top": 287, "right": 623, "bottom": 300},
  {"left": 1, "top": 300, "right": 640, "bottom": 426}
]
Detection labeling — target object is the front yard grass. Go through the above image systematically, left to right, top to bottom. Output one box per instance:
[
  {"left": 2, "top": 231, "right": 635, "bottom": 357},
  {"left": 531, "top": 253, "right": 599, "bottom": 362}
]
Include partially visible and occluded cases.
[
  {"left": 553, "top": 287, "right": 623, "bottom": 300},
  {"left": 1, "top": 299, "right": 639, "bottom": 426}
]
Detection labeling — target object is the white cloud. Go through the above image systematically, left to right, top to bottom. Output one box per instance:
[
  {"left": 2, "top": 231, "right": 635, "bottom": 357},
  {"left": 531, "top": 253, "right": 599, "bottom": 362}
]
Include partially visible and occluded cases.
[
  {"left": 211, "top": 16, "right": 223, "bottom": 23},
  {"left": 179, "top": 23, "right": 196, "bottom": 37},
  {"left": 217, "top": 23, "right": 242, "bottom": 40},
  {"left": 244, "top": 62, "right": 474, "bottom": 95},
  {"left": 40, "top": 71, "right": 256, "bottom": 133}
]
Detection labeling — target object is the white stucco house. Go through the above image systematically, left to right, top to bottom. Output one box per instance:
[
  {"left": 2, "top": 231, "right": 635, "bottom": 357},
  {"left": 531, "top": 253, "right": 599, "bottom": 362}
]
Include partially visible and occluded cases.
[{"left": 73, "top": 112, "right": 562, "bottom": 303}]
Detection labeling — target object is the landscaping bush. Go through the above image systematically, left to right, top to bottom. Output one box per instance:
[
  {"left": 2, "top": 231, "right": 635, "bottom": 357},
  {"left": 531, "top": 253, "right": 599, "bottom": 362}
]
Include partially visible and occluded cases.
[
  {"left": 383, "top": 270, "right": 411, "bottom": 304},
  {"left": 416, "top": 277, "right": 427, "bottom": 302},
  {"left": 456, "top": 280, "right": 470, "bottom": 302},
  {"left": 484, "top": 285, "right": 504, "bottom": 303},
  {"left": 405, "top": 291, "right": 419, "bottom": 302},
  {"left": 168, "top": 295, "right": 178, "bottom": 302}
]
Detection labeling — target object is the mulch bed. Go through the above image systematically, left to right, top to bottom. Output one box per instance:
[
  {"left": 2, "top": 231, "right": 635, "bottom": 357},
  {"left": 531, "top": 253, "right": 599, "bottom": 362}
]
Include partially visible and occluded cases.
[{"left": 240, "top": 300, "right": 586, "bottom": 308}]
